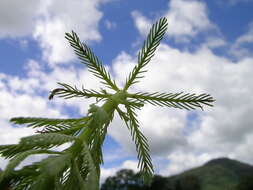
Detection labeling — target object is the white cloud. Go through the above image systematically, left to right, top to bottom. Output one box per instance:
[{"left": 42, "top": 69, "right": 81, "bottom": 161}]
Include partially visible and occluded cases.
[
  {"left": 0, "top": 0, "right": 45, "bottom": 38},
  {"left": 0, "top": 0, "right": 105, "bottom": 64},
  {"left": 33, "top": 0, "right": 103, "bottom": 64},
  {"left": 131, "top": 0, "right": 215, "bottom": 42},
  {"left": 166, "top": 0, "right": 215, "bottom": 41},
  {"left": 227, "top": 0, "right": 253, "bottom": 5},
  {"left": 131, "top": 11, "right": 152, "bottom": 37},
  {"left": 33, "top": 19, "right": 74, "bottom": 64},
  {"left": 104, "top": 20, "right": 117, "bottom": 30},
  {"left": 230, "top": 22, "right": 253, "bottom": 58},
  {"left": 236, "top": 22, "right": 253, "bottom": 45},
  {"left": 204, "top": 37, "right": 226, "bottom": 48},
  {"left": 111, "top": 52, "right": 137, "bottom": 89},
  {"left": 188, "top": 57, "right": 253, "bottom": 150},
  {"left": 0, "top": 65, "right": 63, "bottom": 121},
  {"left": 108, "top": 104, "right": 187, "bottom": 157},
  {"left": 138, "top": 106, "right": 187, "bottom": 156},
  {"left": 0, "top": 120, "right": 34, "bottom": 146},
  {"left": 230, "top": 133, "right": 253, "bottom": 163},
  {"left": 160, "top": 151, "right": 215, "bottom": 176},
  {"left": 100, "top": 167, "right": 118, "bottom": 183}
]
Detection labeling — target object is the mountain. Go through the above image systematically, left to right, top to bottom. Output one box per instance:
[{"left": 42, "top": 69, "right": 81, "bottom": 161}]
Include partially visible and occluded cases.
[
  {"left": 101, "top": 157, "right": 253, "bottom": 190},
  {"left": 166, "top": 157, "right": 253, "bottom": 190}
]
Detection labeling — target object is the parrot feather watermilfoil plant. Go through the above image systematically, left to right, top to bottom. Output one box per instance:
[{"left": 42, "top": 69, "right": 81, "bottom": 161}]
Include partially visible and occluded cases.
[{"left": 0, "top": 17, "right": 214, "bottom": 190}]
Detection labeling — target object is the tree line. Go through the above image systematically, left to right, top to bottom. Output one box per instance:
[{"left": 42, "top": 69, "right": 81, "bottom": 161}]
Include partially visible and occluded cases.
[{"left": 101, "top": 169, "right": 253, "bottom": 190}]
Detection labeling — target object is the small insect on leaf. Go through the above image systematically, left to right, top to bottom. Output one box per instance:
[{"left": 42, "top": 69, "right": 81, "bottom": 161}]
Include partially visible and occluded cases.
[{"left": 48, "top": 88, "right": 64, "bottom": 100}]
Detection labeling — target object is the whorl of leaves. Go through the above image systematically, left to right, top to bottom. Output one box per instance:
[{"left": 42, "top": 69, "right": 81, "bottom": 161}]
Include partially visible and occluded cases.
[{"left": 0, "top": 17, "right": 215, "bottom": 189}]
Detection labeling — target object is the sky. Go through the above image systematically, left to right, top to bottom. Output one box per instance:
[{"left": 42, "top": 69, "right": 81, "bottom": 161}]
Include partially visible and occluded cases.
[{"left": 0, "top": 0, "right": 253, "bottom": 183}]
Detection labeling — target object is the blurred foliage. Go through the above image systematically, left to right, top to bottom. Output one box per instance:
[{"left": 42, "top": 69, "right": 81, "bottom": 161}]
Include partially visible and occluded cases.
[
  {"left": 0, "top": 169, "right": 11, "bottom": 190},
  {"left": 100, "top": 169, "right": 199, "bottom": 190},
  {"left": 101, "top": 169, "right": 147, "bottom": 190},
  {"left": 175, "top": 175, "right": 200, "bottom": 190},
  {"left": 236, "top": 175, "right": 253, "bottom": 190}
]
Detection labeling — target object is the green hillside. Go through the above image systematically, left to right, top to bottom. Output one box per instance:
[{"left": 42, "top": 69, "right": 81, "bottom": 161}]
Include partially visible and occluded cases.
[{"left": 166, "top": 158, "right": 253, "bottom": 190}]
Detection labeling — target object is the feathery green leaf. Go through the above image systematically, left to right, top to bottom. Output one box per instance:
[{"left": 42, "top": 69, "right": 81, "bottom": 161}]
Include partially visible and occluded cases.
[
  {"left": 124, "top": 17, "right": 168, "bottom": 90},
  {"left": 65, "top": 31, "right": 119, "bottom": 91},
  {"left": 49, "top": 82, "right": 110, "bottom": 100},
  {"left": 127, "top": 92, "right": 215, "bottom": 110},
  {"left": 124, "top": 105, "right": 154, "bottom": 184},
  {"left": 10, "top": 116, "right": 89, "bottom": 129},
  {"left": 10, "top": 116, "right": 90, "bottom": 135},
  {"left": 0, "top": 133, "right": 76, "bottom": 158},
  {"left": 81, "top": 141, "right": 99, "bottom": 190},
  {"left": 2, "top": 150, "right": 61, "bottom": 180},
  {"left": 29, "top": 154, "right": 72, "bottom": 190},
  {"left": 70, "top": 160, "right": 86, "bottom": 190},
  {"left": 1, "top": 164, "right": 40, "bottom": 190}
]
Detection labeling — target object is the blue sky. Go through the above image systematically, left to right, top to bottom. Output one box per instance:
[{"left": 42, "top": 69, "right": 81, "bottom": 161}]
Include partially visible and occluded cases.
[{"left": 1, "top": 0, "right": 253, "bottom": 182}]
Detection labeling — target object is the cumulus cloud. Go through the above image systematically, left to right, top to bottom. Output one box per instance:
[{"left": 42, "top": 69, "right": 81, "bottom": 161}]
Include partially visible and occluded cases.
[
  {"left": 0, "top": 0, "right": 105, "bottom": 64},
  {"left": 0, "top": 0, "right": 45, "bottom": 38},
  {"left": 34, "top": 0, "right": 103, "bottom": 64},
  {"left": 131, "top": 0, "right": 215, "bottom": 42},
  {"left": 166, "top": 0, "right": 215, "bottom": 41},
  {"left": 227, "top": 0, "right": 253, "bottom": 5},
  {"left": 131, "top": 11, "right": 152, "bottom": 37},
  {"left": 104, "top": 19, "right": 117, "bottom": 30},
  {"left": 230, "top": 22, "right": 253, "bottom": 58},
  {"left": 236, "top": 22, "right": 253, "bottom": 45},
  {"left": 204, "top": 37, "right": 226, "bottom": 48},
  {"left": 188, "top": 57, "right": 253, "bottom": 149},
  {"left": 160, "top": 151, "right": 214, "bottom": 176}
]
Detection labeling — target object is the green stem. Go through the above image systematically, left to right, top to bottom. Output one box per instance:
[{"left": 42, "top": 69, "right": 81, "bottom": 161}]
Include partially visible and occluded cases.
[{"left": 69, "top": 91, "right": 126, "bottom": 156}]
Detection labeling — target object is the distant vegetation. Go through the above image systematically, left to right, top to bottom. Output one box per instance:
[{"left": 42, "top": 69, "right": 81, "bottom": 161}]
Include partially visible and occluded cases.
[{"left": 101, "top": 158, "right": 253, "bottom": 190}]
